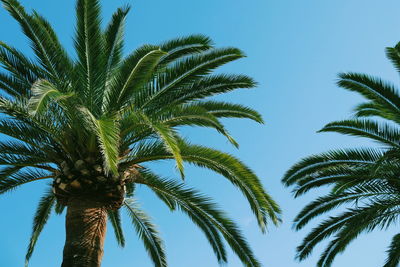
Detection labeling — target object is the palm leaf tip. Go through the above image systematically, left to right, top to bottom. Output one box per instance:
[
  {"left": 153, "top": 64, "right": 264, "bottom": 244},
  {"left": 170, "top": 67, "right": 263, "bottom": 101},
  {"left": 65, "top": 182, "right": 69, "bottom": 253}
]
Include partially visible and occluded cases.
[
  {"left": 119, "top": 4, "right": 131, "bottom": 14},
  {"left": 158, "top": 34, "right": 214, "bottom": 64},
  {"left": 160, "top": 34, "right": 214, "bottom": 52},
  {"left": 385, "top": 43, "right": 400, "bottom": 74},
  {"left": 108, "top": 210, "right": 125, "bottom": 247},
  {"left": 384, "top": 233, "right": 400, "bottom": 267}
]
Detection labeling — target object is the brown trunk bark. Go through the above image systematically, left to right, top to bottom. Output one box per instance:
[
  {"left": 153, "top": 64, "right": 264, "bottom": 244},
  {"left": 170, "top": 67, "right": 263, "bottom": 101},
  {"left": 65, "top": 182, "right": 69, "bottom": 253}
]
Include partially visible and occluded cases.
[{"left": 61, "top": 198, "right": 107, "bottom": 267}]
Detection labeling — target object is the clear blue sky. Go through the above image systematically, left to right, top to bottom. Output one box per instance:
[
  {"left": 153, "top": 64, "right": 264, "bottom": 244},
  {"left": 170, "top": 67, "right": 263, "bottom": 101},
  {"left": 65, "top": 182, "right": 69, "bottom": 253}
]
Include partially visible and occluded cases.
[{"left": 1, "top": 0, "right": 400, "bottom": 266}]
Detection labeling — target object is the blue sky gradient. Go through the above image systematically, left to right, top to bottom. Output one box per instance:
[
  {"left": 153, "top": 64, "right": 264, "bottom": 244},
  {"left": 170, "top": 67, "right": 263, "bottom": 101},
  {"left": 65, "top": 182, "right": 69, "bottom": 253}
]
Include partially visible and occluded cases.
[{"left": 1, "top": 0, "right": 400, "bottom": 266}]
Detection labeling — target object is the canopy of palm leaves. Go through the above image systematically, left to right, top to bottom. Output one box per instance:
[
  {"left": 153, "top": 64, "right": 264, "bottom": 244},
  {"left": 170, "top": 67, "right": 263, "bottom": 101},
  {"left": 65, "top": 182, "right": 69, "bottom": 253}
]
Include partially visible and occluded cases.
[
  {"left": 0, "top": 0, "right": 280, "bottom": 266},
  {"left": 282, "top": 43, "right": 400, "bottom": 267}
]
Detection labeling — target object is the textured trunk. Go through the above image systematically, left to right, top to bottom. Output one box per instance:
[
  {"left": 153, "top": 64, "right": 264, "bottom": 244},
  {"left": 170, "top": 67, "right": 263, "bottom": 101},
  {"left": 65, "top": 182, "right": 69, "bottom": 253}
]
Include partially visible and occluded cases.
[{"left": 61, "top": 198, "right": 107, "bottom": 267}]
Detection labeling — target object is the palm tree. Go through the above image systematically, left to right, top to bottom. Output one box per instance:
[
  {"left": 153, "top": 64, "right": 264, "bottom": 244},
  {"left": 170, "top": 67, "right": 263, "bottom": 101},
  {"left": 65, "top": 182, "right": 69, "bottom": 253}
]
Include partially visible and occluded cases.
[
  {"left": 0, "top": 0, "right": 280, "bottom": 266},
  {"left": 282, "top": 42, "right": 400, "bottom": 267}
]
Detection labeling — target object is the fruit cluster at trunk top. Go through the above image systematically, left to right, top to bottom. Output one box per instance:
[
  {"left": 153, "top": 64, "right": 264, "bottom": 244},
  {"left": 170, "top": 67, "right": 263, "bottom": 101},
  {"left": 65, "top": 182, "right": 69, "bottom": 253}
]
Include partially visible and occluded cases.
[{"left": 53, "top": 157, "right": 137, "bottom": 209}]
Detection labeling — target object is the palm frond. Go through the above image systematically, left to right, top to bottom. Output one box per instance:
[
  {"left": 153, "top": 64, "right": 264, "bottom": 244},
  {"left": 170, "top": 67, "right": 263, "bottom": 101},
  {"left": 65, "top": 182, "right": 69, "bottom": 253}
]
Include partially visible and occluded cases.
[
  {"left": 1, "top": 0, "right": 67, "bottom": 81},
  {"left": 74, "top": 0, "right": 105, "bottom": 114},
  {"left": 103, "top": 6, "right": 130, "bottom": 85},
  {"left": 30, "top": 10, "right": 73, "bottom": 83},
  {"left": 158, "top": 34, "right": 213, "bottom": 65},
  {"left": 0, "top": 41, "right": 43, "bottom": 86},
  {"left": 386, "top": 42, "right": 400, "bottom": 75},
  {"left": 103, "top": 45, "right": 163, "bottom": 112},
  {"left": 139, "top": 48, "right": 246, "bottom": 109},
  {"left": 116, "top": 50, "right": 166, "bottom": 109},
  {"left": 0, "top": 72, "right": 29, "bottom": 98},
  {"left": 338, "top": 73, "right": 400, "bottom": 118},
  {"left": 152, "top": 75, "right": 257, "bottom": 109},
  {"left": 28, "top": 79, "right": 73, "bottom": 116},
  {"left": 0, "top": 97, "right": 65, "bottom": 145},
  {"left": 186, "top": 101, "right": 264, "bottom": 123},
  {"left": 351, "top": 101, "right": 399, "bottom": 122},
  {"left": 159, "top": 105, "right": 239, "bottom": 147},
  {"left": 78, "top": 107, "right": 120, "bottom": 174},
  {"left": 125, "top": 112, "right": 184, "bottom": 178},
  {"left": 0, "top": 118, "right": 57, "bottom": 152},
  {"left": 319, "top": 119, "right": 400, "bottom": 148},
  {"left": 126, "top": 139, "right": 281, "bottom": 230},
  {"left": 0, "top": 140, "right": 50, "bottom": 159},
  {"left": 282, "top": 148, "right": 382, "bottom": 186},
  {"left": 0, "top": 165, "right": 23, "bottom": 178},
  {"left": 291, "top": 167, "right": 370, "bottom": 197},
  {"left": 0, "top": 168, "right": 53, "bottom": 194},
  {"left": 137, "top": 169, "right": 263, "bottom": 266},
  {"left": 137, "top": 169, "right": 227, "bottom": 263},
  {"left": 125, "top": 181, "right": 135, "bottom": 198},
  {"left": 25, "top": 188, "right": 55, "bottom": 266},
  {"left": 293, "top": 188, "right": 394, "bottom": 231},
  {"left": 124, "top": 198, "right": 167, "bottom": 267},
  {"left": 296, "top": 199, "right": 400, "bottom": 261},
  {"left": 54, "top": 201, "right": 65, "bottom": 215},
  {"left": 315, "top": 202, "right": 400, "bottom": 267},
  {"left": 108, "top": 209, "right": 125, "bottom": 247},
  {"left": 384, "top": 233, "right": 400, "bottom": 267}
]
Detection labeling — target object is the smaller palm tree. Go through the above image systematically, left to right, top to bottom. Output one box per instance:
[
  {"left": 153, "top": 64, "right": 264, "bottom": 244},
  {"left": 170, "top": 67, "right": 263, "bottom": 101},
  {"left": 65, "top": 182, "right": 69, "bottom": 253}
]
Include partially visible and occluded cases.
[{"left": 283, "top": 42, "right": 400, "bottom": 267}]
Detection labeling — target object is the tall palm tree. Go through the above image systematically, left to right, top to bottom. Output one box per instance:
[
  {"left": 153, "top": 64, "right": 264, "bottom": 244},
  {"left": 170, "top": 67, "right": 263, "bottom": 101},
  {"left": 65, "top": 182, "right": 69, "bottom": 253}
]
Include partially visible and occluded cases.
[
  {"left": 0, "top": 0, "right": 280, "bottom": 266},
  {"left": 282, "top": 42, "right": 400, "bottom": 267}
]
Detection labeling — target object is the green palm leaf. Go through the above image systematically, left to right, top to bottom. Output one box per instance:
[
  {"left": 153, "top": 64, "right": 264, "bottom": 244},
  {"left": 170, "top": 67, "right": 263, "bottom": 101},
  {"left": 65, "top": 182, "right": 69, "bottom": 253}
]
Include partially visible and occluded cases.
[
  {"left": 1, "top": 0, "right": 68, "bottom": 81},
  {"left": 74, "top": 0, "right": 105, "bottom": 114},
  {"left": 103, "top": 6, "right": 130, "bottom": 85},
  {"left": 158, "top": 34, "right": 213, "bottom": 64},
  {"left": 0, "top": 41, "right": 43, "bottom": 86},
  {"left": 385, "top": 42, "right": 400, "bottom": 74},
  {"left": 139, "top": 48, "right": 246, "bottom": 109},
  {"left": 116, "top": 49, "right": 166, "bottom": 110},
  {"left": 338, "top": 72, "right": 400, "bottom": 116},
  {"left": 28, "top": 79, "right": 73, "bottom": 116},
  {"left": 188, "top": 101, "right": 264, "bottom": 123},
  {"left": 160, "top": 104, "right": 239, "bottom": 147},
  {"left": 78, "top": 107, "right": 120, "bottom": 174},
  {"left": 319, "top": 119, "right": 400, "bottom": 148},
  {"left": 126, "top": 139, "right": 281, "bottom": 230},
  {"left": 283, "top": 148, "right": 382, "bottom": 186},
  {"left": 0, "top": 169, "right": 53, "bottom": 194},
  {"left": 136, "top": 169, "right": 262, "bottom": 266},
  {"left": 25, "top": 188, "right": 55, "bottom": 266},
  {"left": 124, "top": 199, "right": 167, "bottom": 267},
  {"left": 108, "top": 209, "right": 125, "bottom": 247},
  {"left": 384, "top": 233, "right": 400, "bottom": 267}
]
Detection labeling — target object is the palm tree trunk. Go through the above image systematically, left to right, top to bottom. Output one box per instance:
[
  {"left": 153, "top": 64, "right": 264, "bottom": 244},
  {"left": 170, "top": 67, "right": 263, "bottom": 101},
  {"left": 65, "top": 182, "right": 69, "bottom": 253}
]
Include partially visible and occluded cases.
[{"left": 61, "top": 198, "right": 107, "bottom": 267}]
